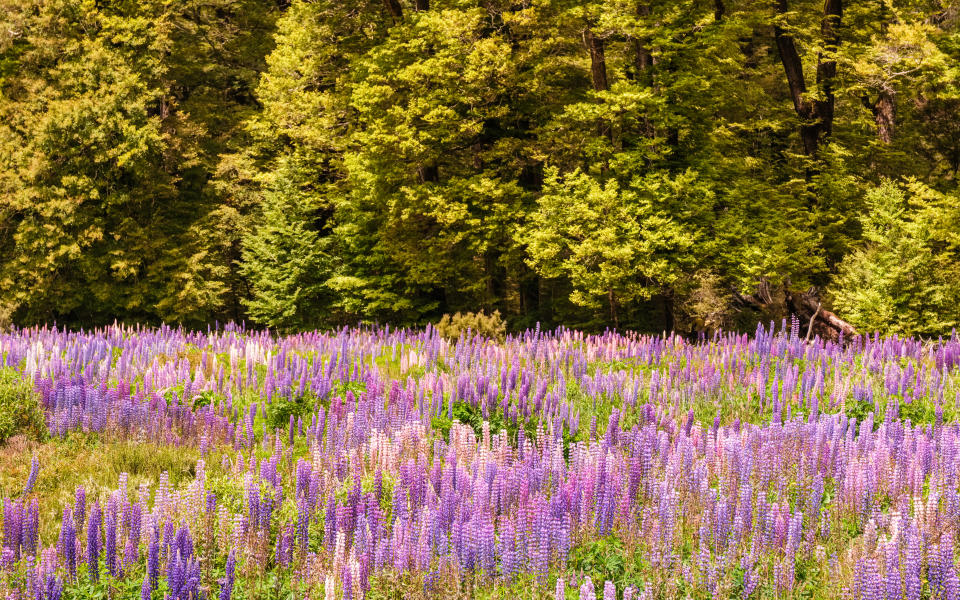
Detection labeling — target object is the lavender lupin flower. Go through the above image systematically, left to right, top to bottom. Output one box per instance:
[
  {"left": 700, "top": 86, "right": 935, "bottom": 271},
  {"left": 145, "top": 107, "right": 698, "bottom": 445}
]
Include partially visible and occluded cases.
[
  {"left": 24, "top": 455, "right": 39, "bottom": 495},
  {"left": 74, "top": 487, "right": 86, "bottom": 534},
  {"left": 24, "top": 498, "right": 39, "bottom": 556},
  {"left": 87, "top": 502, "right": 101, "bottom": 582},
  {"left": 105, "top": 503, "right": 117, "bottom": 577},
  {"left": 60, "top": 508, "right": 76, "bottom": 579},
  {"left": 905, "top": 525, "right": 922, "bottom": 600},
  {"left": 147, "top": 527, "right": 160, "bottom": 590},
  {"left": 884, "top": 541, "right": 902, "bottom": 600},
  {"left": 219, "top": 549, "right": 236, "bottom": 600},
  {"left": 343, "top": 566, "right": 353, "bottom": 600},
  {"left": 41, "top": 572, "right": 63, "bottom": 600},
  {"left": 141, "top": 574, "right": 152, "bottom": 600},
  {"left": 580, "top": 576, "right": 596, "bottom": 600},
  {"left": 603, "top": 581, "right": 616, "bottom": 600}
]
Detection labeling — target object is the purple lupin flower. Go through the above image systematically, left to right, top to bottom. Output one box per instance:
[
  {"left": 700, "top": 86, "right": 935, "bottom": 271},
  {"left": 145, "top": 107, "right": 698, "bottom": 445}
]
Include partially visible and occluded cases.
[
  {"left": 24, "top": 455, "right": 39, "bottom": 495},
  {"left": 74, "top": 487, "right": 86, "bottom": 534},
  {"left": 24, "top": 498, "right": 39, "bottom": 556},
  {"left": 297, "top": 498, "right": 310, "bottom": 552},
  {"left": 3, "top": 500, "right": 23, "bottom": 559},
  {"left": 87, "top": 502, "right": 102, "bottom": 582},
  {"left": 129, "top": 502, "right": 142, "bottom": 552},
  {"left": 105, "top": 503, "right": 118, "bottom": 577},
  {"left": 59, "top": 508, "right": 77, "bottom": 579},
  {"left": 162, "top": 520, "right": 176, "bottom": 560},
  {"left": 498, "top": 520, "right": 517, "bottom": 579},
  {"left": 174, "top": 524, "right": 194, "bottom": 560},
  {"left": 905, "top": 525, "right": 922, "bottom": 600},
  {"left": 147, "top": 527, "right": 160, "bottom": 590},
  {"left": 125, "top": 539, "right": 138, "bottom": 570},
  {"left": 885, "top": 541, "right": 902, "bottom": 600},
  {"left": 219, "top": 549, "right": 236, "bottom": 600},
  {"left": 167, "top": 552, "right": 185, "bottom": 598},
  {"left": 856, "top": 557, "right": 881, "bottom": 600},
  {"left": 343, "top": 566, "right": 353, "bottom": 600},
  {"left": 947, "top": 568, "right": 960, "bottom": 600},
  {"left": 41, "top": 572, "right": 63, "bottom": 600},
  {"left": 141, "top": 574, "right": 152, "bottom": 600},
  {"left": 580, "top": 576, "right": 597, "bottom": 600},
  {"left": 556, "top": 577, "right": 565, "bottom": 600},
  {"left": 603, "top": 581, "right": 616, "bottom": 600}
]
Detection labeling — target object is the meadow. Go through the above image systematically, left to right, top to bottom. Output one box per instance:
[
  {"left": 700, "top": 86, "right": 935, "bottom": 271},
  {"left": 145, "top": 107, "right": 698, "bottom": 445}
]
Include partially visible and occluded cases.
[{"left": 2, "top": 320, "right": 960, "bottom": 599}]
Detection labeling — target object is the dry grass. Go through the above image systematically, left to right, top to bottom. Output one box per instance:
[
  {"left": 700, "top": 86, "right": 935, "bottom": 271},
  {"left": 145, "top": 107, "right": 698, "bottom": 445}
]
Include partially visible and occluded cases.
[{"left": 0, "top": 432, "right": 206, "bottom": 542}]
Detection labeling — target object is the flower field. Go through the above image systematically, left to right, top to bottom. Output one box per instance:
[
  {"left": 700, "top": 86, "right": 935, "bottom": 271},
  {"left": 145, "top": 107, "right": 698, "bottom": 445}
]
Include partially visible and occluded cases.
[{"left": 3, "top": 322, "right": 960, "bottom": 599}]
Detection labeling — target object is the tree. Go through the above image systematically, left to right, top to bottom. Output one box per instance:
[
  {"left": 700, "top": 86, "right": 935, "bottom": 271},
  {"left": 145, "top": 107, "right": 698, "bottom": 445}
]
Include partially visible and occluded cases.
[
  {"left": 0, "top": 0, "right": 279, "bottom": 326},
  {"left": 526, "top": 168, "right": 709, "bottom": 328},
  {"left": 239, "top": 174, "right": 332, "bottom": 331},
  {"left": 832, "top": 180, "right": 960, "bottom": 336}
]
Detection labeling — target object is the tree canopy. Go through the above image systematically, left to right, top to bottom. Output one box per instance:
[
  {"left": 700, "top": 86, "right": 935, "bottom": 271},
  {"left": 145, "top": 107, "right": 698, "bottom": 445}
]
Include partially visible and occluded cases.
[{"left": 1, "top": 0, "right": 958, "bottom": 335}]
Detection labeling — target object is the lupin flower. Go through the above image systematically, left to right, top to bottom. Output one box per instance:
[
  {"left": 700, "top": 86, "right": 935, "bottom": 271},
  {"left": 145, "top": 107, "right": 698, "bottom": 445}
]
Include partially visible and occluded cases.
[
  {"left": 24, "top": 455, "right": 39, "bottom": 495},
  {"left": 74, "top": 487, "right": 86, "bottom": 533},
  {"left": 24, "top": 498, "right": 40, "bottom": 556},
  {"left": 87, "top": 502, "right": 102, "bottom": 582},
  {"left": 105, "top": 503, "right": 118, "bottom": 577},
  {"left": 59, "top": 508, "right": 77, "bottom": 579},
  {"left": 905, "top": 525, "right": 922, "bottom": 600},
  {"left": 147, "top": 527, "right": 160, "bottom": 590},
  {"left": 884, "top": 541, "right": 902, "bottom": 600},
  {"left": 219, "top": 549, "right": 236, "bottom": 600},
  {"left": 342, "top": 566, "right": 353, "bottom": 600},
  {"left": 40, "top": 572, "right": 63, "bottom": 600},
  {"left": 141, "top": 574, "right": 151, "bottom": 600},
  {"left": 580, "top": 576, "right": 597, "bottom": 600},
  {"left": 603, "top": 581, "right": 616, "bottom": 600}
]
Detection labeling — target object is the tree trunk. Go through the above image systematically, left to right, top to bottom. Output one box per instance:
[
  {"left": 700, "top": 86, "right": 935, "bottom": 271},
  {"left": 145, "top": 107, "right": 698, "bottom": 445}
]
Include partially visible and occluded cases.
[
  {"left": 383, "top": 0, "right": 403, "bottom": 21},
  {"left": 414, "top": 0, "right": 428, "bottom": 11},
  {"left": 773, "top": 0, "right": 843, "bottom": 157},
  {"left": 815, "top": 0, "right": 842, "bottom": 137},
  {"left": 631, "top": 4, "right": 654, "bottom": 138},
  {"left": 632, "top": 4, "right": 653, "bottom": 77},
  {"left": 583, "top": 26, "right": 612, "bottom": 151},
  {"left": 583, "top": 28, "right": 609, "bottom": 92},
  {"left": 862, "top": 90, "right": 895, "bottom": 143},
  {"left": 417, "top": 164, "right": 438, "bottom": 183},
  {"left": 608, "top": 289, "right": 619, "bottom": 329},
  {"left": 663, "top": 294, "right": 675, "bottom": 333}
]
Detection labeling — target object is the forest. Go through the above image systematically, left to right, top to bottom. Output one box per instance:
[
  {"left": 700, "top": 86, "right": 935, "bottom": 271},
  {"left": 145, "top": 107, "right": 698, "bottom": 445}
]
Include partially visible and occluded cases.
[{"left": 1, "top": 0, "right": 959, "bottom": 336}]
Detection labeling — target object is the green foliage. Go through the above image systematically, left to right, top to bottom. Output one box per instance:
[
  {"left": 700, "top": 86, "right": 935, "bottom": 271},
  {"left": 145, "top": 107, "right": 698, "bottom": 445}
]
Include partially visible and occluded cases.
[
  {"left": 0, "top": 0, "right": 958, "bottom": 336},
  {"left": 0, "top": 0, "right": 279, "bottom": 327},
  {"left": 526, "top": 168, "right": 711, "bottom": 326},
  {"left": 832, "top": 180, "right": 960, "bottom": 336},
  {"left": 239, "top": 185, "right": 333, "bottom": 331},
  {"left": 435, "top": 310, "right": 507, "bottom": 342},
  {"left": 0, "top": 367, "right": 45, "bottom": 443},
  {"left": 265, "top": 392, "right": 319, "bottom": 431},
  {"left": 431, "top": 400, "right": 536, "bottom": 445},
  {"left": 843, "top": 400, "right": 876, "bottom": 426},
  {"left": 567, "top": 536, "right": 648, "bottom": 593}
]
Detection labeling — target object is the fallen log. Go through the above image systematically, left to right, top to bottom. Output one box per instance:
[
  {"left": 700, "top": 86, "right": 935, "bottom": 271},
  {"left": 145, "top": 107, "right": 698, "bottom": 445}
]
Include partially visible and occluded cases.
[{"left": 785, "top": 288, "right": 857, "bottom": 342}]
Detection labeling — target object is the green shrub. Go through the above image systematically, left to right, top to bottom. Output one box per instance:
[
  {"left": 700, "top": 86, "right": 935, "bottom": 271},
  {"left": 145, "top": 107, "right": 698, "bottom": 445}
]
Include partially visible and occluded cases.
[
  {"left": 832, "top": 180, "right": 960, "bottom": 337},
  {"left": 435, "top": 310, "right": 506, "bottom": 342},
  {"left": 0, "top": 367, "right": 46, "bottom": 443},
  {"left": 266, "top": 392, "right": 319, "bottom": 431}
]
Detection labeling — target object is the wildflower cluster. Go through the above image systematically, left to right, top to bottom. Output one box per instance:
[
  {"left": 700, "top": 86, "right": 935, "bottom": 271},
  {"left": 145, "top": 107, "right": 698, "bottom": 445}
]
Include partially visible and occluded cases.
[{"left": 1, "top": 322, "right": 960, "bottom": 598}]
